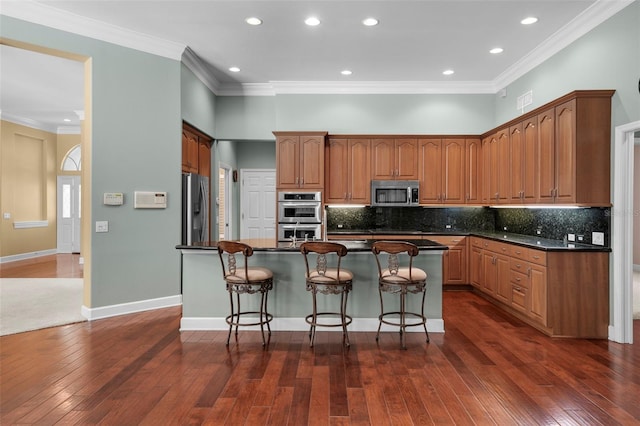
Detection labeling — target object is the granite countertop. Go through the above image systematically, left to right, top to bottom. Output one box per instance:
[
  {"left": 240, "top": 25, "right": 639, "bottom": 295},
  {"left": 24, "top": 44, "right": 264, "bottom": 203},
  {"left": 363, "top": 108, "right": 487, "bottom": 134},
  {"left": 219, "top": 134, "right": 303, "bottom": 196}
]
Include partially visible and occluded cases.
[
  {"left": 326, "top": 230, "right": 611, "bottom": 252},
  {"left": 177, "top": 238, "right": 448, "bottom": 253}
]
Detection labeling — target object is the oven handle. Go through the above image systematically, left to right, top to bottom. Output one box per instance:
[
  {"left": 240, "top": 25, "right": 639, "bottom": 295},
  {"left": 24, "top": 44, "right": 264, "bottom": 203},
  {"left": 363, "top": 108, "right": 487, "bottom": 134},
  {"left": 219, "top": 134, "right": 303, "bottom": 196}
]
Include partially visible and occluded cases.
[{"left": 279, "top": 202, "right": 321, "bottom": 207}]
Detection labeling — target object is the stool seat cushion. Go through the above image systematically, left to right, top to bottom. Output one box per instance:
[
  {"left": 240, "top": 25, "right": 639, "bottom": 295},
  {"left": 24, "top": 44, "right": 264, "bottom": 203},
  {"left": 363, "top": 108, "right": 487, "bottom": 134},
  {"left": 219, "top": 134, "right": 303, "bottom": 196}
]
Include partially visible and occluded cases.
[
  {"left": 225, "top": 266, "right": 273, "bottom": 283},
  {"left": 380, "top": 267, "right": 427, "bottom": 283},
  {"left": 307, "top": 268, "right": 353, "bottom": 284}
]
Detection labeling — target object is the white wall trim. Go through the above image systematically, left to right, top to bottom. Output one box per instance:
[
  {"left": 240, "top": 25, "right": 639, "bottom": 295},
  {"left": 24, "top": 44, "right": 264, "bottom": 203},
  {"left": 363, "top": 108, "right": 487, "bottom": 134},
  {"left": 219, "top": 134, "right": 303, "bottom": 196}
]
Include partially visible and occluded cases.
[
  {"left": 610, "top": 120, "right": 640, "bottom": 344},
  {"left": 13, "top": 220, "right": 48, "bottom": 229},
  {"left": 0, "top": 248, "right": 57, "bottom": 264},
  {"left": 81, "top": 295, "right": 182, "bottom": 321},
  {"left": 181, "top": 316, "right": 444, "bottom": 333}
]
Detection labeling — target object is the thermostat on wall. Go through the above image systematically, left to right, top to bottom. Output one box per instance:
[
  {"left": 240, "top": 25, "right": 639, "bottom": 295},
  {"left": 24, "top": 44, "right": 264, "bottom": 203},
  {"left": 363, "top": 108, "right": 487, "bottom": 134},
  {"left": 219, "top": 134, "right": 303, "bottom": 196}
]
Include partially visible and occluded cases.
[
  {"left": 134, "top": 191, "right": 167, "bottom": 209},
  {"left": 103, "top": 192, "right": 124, "bottom": 205}
]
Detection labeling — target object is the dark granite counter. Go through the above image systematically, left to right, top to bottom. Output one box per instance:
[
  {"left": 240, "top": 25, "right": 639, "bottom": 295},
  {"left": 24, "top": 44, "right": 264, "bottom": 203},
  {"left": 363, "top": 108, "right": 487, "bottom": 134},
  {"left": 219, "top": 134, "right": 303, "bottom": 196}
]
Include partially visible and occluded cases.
[{"left": 326, "top": 230, "right": 611, "bottom": 252}]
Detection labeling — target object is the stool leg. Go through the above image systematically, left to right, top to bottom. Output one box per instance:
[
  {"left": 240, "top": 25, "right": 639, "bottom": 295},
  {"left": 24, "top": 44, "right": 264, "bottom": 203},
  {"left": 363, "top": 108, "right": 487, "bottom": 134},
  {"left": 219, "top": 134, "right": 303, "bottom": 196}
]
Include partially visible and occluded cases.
[
  {"left": 376, "top": 285, "right": 384, "bottom": 342},
  {"left": 264, "top": 286, "right": 272, "bottom": 342},
  {"left": 310, "top": 287, "right": 317, "bottom": 347},
  {"left": 341, "top": 288, "right": 350, "bottom": 347},
  {"left": 421, "top": 288, "right": 429, "bottom": 343},
  {"left": 400, "top": 289, "right": 407, "bottom": 350},
  {"left": 226, "top": 290, "right": 234, "bottom": 346},
  {"left": 259, "top": 290, "right": 267, "bottom": 347},
  {"left": 235, "top": 293, "right": 241, "bottom": 341}
]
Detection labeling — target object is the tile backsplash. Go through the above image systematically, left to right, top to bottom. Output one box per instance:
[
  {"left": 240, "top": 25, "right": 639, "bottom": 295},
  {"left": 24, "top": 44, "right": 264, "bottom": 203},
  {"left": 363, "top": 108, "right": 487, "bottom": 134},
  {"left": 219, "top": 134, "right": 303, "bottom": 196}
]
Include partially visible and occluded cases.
[{"left": 326, "top": 206, "right": 611, "bottom": 246}]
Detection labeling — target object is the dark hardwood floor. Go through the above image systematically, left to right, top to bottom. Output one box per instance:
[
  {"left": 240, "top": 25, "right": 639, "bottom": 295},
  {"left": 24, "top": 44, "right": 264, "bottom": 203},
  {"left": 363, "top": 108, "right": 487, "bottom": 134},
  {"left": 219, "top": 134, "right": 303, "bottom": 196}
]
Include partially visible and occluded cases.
[
  {"left": 0, "top": 254, "right": 83, "bottom": 278},
  {"left": 1, "top": 291, "right": 638, "bottom": 425}
]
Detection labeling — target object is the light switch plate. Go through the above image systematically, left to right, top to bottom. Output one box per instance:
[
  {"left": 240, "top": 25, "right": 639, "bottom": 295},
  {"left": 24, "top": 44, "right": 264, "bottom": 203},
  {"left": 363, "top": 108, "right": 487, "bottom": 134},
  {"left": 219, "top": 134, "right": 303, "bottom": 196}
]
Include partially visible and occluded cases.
[
  {"left": 96, "top": 221, "right": 109, "bottom": 233},
  {"left": 592, "top": 231, "right": 605, "bottom": 246}
]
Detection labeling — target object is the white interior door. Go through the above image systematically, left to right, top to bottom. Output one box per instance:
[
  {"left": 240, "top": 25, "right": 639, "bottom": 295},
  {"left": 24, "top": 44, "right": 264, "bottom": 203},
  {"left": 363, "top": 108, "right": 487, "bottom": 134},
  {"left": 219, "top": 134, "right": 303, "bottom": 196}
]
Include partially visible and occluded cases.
[
  {"left": 218, "top": 164, "right": 232, "bottom": 240},
  {"left": 241, "top": 169, "right": 276, "bottom": 239},
  {"left": 57, "top": 175, "right": 81, "bottom": 253}
]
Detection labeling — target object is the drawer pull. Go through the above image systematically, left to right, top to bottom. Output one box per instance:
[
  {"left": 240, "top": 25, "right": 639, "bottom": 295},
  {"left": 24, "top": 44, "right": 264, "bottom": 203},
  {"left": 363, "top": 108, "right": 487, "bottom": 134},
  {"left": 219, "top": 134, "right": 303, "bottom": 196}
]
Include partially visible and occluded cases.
[
  {"left": 532, "top": 255, "right": 540, "bottom": 259},
  {"left": 516, "top": 263, "right": 522, "bottom": 269},
  {"left": 515, "top": 277, "right": 521, "bottom": 282}
]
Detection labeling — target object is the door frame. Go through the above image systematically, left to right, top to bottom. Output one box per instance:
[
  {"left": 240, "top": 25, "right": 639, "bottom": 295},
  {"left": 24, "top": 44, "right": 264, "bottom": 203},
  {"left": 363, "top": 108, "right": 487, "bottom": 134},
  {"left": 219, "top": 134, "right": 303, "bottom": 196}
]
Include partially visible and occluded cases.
[
  {"left": 611, "top": 119, "right": 640, "bottom": 344},
  {"left": 217, "top": 162, "right": 232, "bottom": 240}
]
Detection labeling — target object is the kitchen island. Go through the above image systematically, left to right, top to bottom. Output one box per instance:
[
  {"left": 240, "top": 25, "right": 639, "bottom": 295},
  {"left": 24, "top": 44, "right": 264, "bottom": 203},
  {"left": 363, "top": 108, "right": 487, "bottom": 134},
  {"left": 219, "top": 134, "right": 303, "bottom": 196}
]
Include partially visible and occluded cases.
[{"left": 177, "top": 238, "right": 448, "bottom": 333}]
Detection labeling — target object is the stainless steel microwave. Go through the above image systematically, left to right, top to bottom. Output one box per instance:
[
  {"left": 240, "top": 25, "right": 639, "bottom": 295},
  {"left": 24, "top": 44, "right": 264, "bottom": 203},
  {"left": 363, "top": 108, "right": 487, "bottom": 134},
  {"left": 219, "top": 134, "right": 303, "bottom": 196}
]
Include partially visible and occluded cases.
[{"left": 371, "top": 180, "right": 419, "bottom": 206}]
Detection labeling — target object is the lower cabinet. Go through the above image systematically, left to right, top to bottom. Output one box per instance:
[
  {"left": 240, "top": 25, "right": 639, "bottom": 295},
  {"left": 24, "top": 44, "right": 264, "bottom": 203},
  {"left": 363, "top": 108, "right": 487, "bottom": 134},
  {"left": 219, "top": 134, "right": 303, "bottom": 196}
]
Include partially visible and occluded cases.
[
  {"left": 427, "top": 236, "right": 467, "bottom": 285},
  {"left": 470, "top": 236, "right": 608, "bottom": 338}
]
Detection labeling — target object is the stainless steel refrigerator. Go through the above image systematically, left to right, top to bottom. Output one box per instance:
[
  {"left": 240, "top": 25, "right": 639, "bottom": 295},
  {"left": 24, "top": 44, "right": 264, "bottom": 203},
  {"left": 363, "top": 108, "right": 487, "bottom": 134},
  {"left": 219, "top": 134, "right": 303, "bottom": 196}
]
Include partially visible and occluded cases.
[{"left": 182, "top": 173, "right": 210, "bottom": 245}]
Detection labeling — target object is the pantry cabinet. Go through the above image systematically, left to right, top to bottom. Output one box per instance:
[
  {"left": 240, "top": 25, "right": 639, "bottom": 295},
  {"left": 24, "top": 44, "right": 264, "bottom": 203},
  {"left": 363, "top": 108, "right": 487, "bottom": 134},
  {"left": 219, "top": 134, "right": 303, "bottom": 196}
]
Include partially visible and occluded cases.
[
  {"left": 274, "top": 131, "right": 327, "bottom": 189},
  {"left": 325, "top": 138, "right": 371, "bottom": 204},
  {"left": 371, "top": 138, "right": 418, "bottom": 180}
]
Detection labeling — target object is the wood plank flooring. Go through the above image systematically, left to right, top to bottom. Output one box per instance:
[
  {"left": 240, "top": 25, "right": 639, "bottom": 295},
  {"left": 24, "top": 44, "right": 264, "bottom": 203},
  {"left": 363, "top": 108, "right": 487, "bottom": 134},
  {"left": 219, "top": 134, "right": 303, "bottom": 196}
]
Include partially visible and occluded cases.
[
  {"left": 0, "top": 254, "right": 83, "bottom": 278},
  {"left": 1, "top": 291, "right": 638, "bottom": 425}
]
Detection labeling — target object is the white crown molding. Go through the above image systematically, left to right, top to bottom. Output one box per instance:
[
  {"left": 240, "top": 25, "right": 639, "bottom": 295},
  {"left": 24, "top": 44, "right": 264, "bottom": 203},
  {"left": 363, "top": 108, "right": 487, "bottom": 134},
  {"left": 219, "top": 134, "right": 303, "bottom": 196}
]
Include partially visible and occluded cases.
[
  {"left": 1, "top": 0, "right": 186, "bottom": 60},
  {"left": 493, "top": 0, "right": 635, "bottom": 90},
  {"left": 181, "top": 47, "right": 221, "bottom": 94},
  {"left": 0, "top": 111, "right": 80, "bottom": 134},
  {"left": 57, "top": 126, "right": 81, "bottom": 135}
]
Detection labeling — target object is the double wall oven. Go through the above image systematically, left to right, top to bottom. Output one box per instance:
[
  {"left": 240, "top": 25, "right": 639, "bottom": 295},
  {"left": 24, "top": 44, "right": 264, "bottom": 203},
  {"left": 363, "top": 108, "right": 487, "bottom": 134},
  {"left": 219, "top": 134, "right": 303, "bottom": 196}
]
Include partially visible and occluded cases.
[{"left": 277, "top": 191, "right": 322, "bottom": 241}]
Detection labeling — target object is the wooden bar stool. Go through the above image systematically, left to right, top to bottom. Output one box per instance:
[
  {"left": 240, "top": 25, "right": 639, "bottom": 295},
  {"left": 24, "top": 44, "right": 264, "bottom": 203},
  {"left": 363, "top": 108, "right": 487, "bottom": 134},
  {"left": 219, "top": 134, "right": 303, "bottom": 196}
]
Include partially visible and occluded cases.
[
  {"left": 217, "top": 241, "right": 274, "bottom": 346},
  {"left": 300, "top": 241, "right": 353, "bottom": 347},
  {"left": 372, "top": 241, "right": 429, "bottom": 349}
]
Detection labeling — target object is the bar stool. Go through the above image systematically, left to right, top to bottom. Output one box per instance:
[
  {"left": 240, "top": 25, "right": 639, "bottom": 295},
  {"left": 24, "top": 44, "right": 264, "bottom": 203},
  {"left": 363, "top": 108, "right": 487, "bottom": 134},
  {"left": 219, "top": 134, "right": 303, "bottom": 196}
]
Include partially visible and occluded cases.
[
  {"left": 217, "top": 241, "right": 273, "bottom": 346},
  {"left": 300, "top": 241, "right": 353, "bottom": 347},
  {"left": 372, "top": 241, "right": 429, "bottom": 349}
]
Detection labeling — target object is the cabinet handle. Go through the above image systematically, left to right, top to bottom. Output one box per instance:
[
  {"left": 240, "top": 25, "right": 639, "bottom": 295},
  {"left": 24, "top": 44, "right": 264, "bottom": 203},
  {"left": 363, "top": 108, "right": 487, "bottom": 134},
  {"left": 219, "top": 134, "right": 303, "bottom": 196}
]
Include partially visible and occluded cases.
[
  {"left": 301, "top": 178, "right": 304, "bottom": 185},
  {"left": 344, "top": 193, "right": 347, "bottom": 200},
  {"left": 451, "top": 239, "right": 460, "bottom": 243},
  {"left": 532, "top": 255, "right": 540, "bottom": 259},
  {"left": 516, "top": 263, "right": 522, "bottom": 269},
  {"left": 527, "top": 267, "right": 532, "bottom": 277},
  {"left": 515, "top": 277, "right": 521, "bottom": 282},
  {"left": 514, "top": 286, "right": 522, "bottom": 291}
]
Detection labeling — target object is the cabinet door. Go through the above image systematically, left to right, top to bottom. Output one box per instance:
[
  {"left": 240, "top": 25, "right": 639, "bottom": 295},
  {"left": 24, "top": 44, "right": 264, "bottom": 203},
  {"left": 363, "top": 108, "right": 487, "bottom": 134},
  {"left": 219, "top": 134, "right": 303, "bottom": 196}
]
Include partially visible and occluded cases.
[
  {"left": 555, "top": 99, "right": 577, "bottom": 203},
  {"left": 537, "top": 109, "right": 555, "bottom": 203},
  {"left": 522, "top": 118, "right": 538, "bottom": 203},
  {"left": 509, "top": 123, "right": 524, "bottom": 202},
  {"left": 182, "top": 129, "right": 199, "bottom": 173},
  {"left": 496, "top": 130, "right": 510, "bottom": 204},
  {"left": 488, "top": 134, "right": 501, "bottom": 203},
  {"left": 276, "top": 135, "right": 300, "bottom": 188},
  {"left": 300, "top": 135, "right": 324, "bottom": 188},
  {"left": 481, "top": 136, "right": 492, "bottom": 204},
  {"left": 325, "top": 138, "right": 349, "bottom": 203},
  {"left": 465, "top": 138, "right": 481, "bottom": 204},
  {"left": 348, "top": 139, "right": 371, "bottom": 203},
  {"left": 371, "top": 139, "right": 395, "bottom": 180},
  {"left": 395, "top": 139, "right": 418, "bottom": 179},
  {"left": 418, "top": 139, "right": 442, "bottom": 203},
  {"left": 442, "top": 139, "right": 466, "bottom": 204},
  {"left": 198, "top": 141, "right": 211, "bottom": 177},
  {"left": 443, "top": 245, "right": 467, "bottom": 284},
  {"left": 470, "top": 246, "right": 483, "bottom": 288},
  {"left": 482, "top": 252, "right": 496, "bottom": 295},
  {"left": 494, "top": 253, "right": 511, "bottom": 304},
  {"left": 529, "top": 265, "right": 547, "bottom": 326}
]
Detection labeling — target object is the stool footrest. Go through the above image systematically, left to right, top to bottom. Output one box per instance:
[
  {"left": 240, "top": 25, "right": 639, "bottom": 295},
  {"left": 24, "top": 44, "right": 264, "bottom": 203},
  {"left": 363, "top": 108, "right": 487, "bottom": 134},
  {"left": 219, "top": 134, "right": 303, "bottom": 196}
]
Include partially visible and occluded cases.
[
  {"left": 226, "top": 311, "right": 273, "bottom": 328},
  {"left": 378, "top": 311, "right": 426, "bottom": 328},
  {"left": 305, "top": 312, "right": 352, "bottom": 328}
]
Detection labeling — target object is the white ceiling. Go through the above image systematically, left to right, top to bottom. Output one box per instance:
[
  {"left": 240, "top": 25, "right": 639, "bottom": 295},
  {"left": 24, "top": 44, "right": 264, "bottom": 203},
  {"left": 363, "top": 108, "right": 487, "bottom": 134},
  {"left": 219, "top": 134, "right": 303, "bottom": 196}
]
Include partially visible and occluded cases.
[{"left": 0, "top": 0, "right": 633, "bottom": 132}]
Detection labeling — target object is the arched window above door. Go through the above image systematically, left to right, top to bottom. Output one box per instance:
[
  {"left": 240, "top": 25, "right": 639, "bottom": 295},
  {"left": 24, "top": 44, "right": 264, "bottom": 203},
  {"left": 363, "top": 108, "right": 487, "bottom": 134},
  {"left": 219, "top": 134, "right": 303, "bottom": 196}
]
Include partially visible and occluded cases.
[{"left": 61, "top": 144, "right": 81, "bottom": 171}]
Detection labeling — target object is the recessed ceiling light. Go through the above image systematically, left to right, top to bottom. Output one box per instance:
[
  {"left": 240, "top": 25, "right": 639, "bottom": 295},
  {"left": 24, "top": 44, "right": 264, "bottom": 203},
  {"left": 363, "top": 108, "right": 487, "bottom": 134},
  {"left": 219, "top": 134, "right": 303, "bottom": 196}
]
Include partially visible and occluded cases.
[
  {"left": 521, "top": 16, "right": 538, "bottom": 25},
  {"left": 245, "top": 17, "right": 262, "bottom": 26},
  {"left": 305, "top": 17, "right": 321, "bottom": 26},
  {"left": 362, "top": 18, "right": 379, "bottom": 26},
  {"left": 490, "top": 47, "right": 504, "bottom": 54},
  {"left": 229, "top": 67, "right": 240, "bottom": 73},
  {"left": 442, "top": 69, "right": 455, "bottom": 76},
  {"left": 341, "top": 70, "right": 353, "bottom": 76},
  {"left": 63, "top": 118, "right": 71, "bottom": 122}
]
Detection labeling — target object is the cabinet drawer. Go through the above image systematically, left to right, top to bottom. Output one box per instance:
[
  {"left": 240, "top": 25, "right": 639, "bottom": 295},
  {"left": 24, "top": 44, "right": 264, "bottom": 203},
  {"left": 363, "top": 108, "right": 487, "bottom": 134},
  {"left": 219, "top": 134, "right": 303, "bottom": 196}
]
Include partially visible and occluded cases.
[
  {"left": 428, "top": 235, "right": 466, "bottom": 246},
  {"left": 470, "top": 237, "right": 484, "bottom": 249},
  {"left": 483, "top": 239, "right": 510, "bottom": 255},
  {"left": 509, "top": 245, "right": 529, "bottom": 261},
  {"left": 528, "top": 250, "right": 547, "bottom": 266},
  {"left": 510, "top": 258, "right": 528, "bottom": 274},
  {"left": 510, "top": 269, "right": 528, "bottom": 289},
  {"left": 511, "top": 285, "right": 527, "bottom": 313}
]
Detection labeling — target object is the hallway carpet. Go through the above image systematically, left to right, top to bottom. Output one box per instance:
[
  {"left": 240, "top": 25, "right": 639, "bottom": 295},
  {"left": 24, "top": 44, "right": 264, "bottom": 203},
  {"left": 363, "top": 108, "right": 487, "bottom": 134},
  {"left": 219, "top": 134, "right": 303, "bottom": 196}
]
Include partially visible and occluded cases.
[{"left": 0, "top": 278, "right": 85, "bottom": 335}]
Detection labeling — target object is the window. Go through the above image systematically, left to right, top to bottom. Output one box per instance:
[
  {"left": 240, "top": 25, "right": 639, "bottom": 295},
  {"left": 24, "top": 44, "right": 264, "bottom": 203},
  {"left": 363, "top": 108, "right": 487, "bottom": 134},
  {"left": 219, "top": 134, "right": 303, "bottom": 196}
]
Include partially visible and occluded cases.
[{"left": 61, "top": 144, "right": 81, "bottom": 171}]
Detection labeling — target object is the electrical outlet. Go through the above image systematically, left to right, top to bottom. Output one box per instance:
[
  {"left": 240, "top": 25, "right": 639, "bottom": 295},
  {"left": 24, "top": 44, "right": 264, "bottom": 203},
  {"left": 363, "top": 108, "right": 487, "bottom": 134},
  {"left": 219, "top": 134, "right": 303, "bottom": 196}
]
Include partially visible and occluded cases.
[
  {"left": 96, "top": 221, "right": 109, "bottom": 233},
  {"left": 337, "top": 224, "right": 343, "bottom": 229},
  {"left": 446, "top": 224, "right": 452, "bottom": 229},
  {"left": 592, "top": 231, "right": 605, "bottom": 246},
  {"left": 567, "top": 233, "right": 575, "bottom": 242},
  {"left": 577, "top": 235, "right": 584, "bottom": 242}
]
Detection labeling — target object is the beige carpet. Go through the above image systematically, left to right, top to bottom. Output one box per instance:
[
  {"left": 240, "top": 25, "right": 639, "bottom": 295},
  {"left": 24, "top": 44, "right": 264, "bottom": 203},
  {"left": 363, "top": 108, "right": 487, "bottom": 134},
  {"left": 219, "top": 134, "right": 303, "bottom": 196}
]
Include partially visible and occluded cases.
[{"left": 0, "top": 278, "right": 86, "bottom": 336}]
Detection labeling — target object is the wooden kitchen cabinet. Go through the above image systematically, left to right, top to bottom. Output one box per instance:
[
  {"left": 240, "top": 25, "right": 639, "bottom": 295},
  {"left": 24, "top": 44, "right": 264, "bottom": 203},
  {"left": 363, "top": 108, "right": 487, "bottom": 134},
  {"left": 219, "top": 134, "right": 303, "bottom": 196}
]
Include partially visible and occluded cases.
[
  {"left": 537, "top": 108, "right": 556, "bottom": 204},
  {"left": 509, "top": 120, "right": 536, "bottom": 203},
  {"left": 182, "top": 123, "right": 212, "bottom": 176},
  {"left": 274, "top": 131, "right": 327, "bottom": 189},
  {"left": 481, "top": 131, "right": 509, "bottom": 205},
  {"left": 325, "top": 138, "right": 371, "bottom": 204},
  {"left": 371, "top": 138, "right": 418, "bottom": 180},
  {"left": 465, "top": 138, "right": 482, "bottom": 204},
  {"left": 418, "top": 139, "right": 465, "bottom": 204},
  {"left": 428, "top": 235, "right": 467, "bottom": 285}
]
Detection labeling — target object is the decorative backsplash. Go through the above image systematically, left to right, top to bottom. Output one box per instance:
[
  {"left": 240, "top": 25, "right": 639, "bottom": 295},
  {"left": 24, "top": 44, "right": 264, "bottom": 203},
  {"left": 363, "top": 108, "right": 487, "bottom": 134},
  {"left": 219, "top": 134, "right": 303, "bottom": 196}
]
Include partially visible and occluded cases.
[{"left": 326, "top": 206, "right": 611, "bottom": 246}]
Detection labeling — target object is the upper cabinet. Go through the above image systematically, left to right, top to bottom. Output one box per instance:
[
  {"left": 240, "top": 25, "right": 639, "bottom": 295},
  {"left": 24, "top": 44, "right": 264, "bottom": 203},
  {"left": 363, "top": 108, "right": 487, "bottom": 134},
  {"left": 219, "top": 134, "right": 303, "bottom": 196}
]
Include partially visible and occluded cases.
[
  {"left": 509, "top": 120, "right": 536, "bottom": 203},
  {"left": 182, "top": 122, "right": 212, "bottom": 176},
  {"left": 481, "top": 130, "right": 509, "bottom": 204},
  {"left": 274, "top": 131, "right": 327, "bottom": 189},
  {"left": 325, "top": 138, "right": 371, "bottom": 204},
  {"left": 371, "top": 138, "right": 418, "bottom": 180},
  {"left": 418, "top": 138, "right": 465, "bottom": 204},
  {"left": 465, "top": 138, "right": 482, "bottom": 204}
]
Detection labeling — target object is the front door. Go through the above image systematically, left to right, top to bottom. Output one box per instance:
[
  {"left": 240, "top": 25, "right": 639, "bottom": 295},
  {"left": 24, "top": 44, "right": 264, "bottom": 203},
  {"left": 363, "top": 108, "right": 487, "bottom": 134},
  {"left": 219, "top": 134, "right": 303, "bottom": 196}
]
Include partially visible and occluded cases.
[
  {"left": 241, "top": 169, "right": 276, "bottom": 239},
  {"left": 57, "top": 175, "right": 81, "bottom": 253}
]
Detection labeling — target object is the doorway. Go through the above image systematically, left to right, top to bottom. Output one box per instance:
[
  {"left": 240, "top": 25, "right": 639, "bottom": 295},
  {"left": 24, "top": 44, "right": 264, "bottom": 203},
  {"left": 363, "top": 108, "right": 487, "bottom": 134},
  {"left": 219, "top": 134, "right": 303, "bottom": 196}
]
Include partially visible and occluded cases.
[
  {"left": 612, "top": 120, "right": 640, "bottom": 344},
  {"left": 217, "top": 163, "right": 232, "bottom": 240},
  {"left": 240, "top": 169, "right": 276, "bottom": 239}
]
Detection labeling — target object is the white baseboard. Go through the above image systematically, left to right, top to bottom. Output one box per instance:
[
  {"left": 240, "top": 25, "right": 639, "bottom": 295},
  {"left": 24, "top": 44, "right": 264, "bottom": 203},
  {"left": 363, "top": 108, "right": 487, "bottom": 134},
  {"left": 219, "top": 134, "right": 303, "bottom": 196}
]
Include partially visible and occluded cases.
[
  {"left": 0, "top": 249, "right": 58, "bottom": 264},
  {"left": 81, "top": 295, "right": 182, "bottom": 321},
  {"left": 181, "top": 316, "right": 445, "bottom": 333}
]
